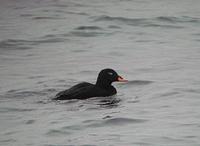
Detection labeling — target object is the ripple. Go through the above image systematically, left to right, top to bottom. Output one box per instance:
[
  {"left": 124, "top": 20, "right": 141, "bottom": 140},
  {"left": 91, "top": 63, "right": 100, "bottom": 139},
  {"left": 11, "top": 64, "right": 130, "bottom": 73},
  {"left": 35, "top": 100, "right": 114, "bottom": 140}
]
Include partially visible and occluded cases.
[
  {"left": 65, "top": 11, "right": 88, "bottom": 16},
  {"left": 93, "top": 15, "right": 199, "bottom": 28},
  {"left": 94, "top": 15, "right": 147, "bottom": 26},
  {"left": 94, "top": 15, "right": 200, "bottom": 24},
  {"left": 32, "top": 16, "right": 64, "bottom": 20},
  {"left": 156, "top": 16, "right": 200, "bottom": 23},
  {"left": 144, "top": 23, "right": 184, "bottom": 29},
  {"left": 108, "top": 25, "right": 121, "bottom": 29},
  {"left": 75, "top": 26, "right": 103, "bottom": 30},
  {"left": 69, "top": 31, "right": 110, "bottom": 37},
  {"left": 0, "top": 37, "right": 65, "bottom": 50},
  {"left": 0, "top": 39, "right": 33, "bottom": 50},
  {"left": 28, "top": 75, "right": 45, "bottom": 79},
  {"left": 126, "top": 80, "right": 153, "bottom": 86},
  {"left": 175, "top": 87, "right": 200, "bottom": 94},
  {"left": 3, "top": 90, "right": 47, "bottom": 98},
  {"left": 160, "top": 91, "right": 180, "bottom": 97},
  {"left": 84, "top": 97, "right": 121, "bottom": 109},
  {"left": 0, "top": 107, "right": 35, "bottom": 113},
  {"left": 86, "top": 117, "right": 147, "bottom": 127},
  {"left": 103, "top": 117, "right": 147, "bottom": 125},
  {"left": 25, "top": 119, "right": 35, "bottom": 124},
  {"left": 63, "top": 125, "right": 83, "bottom": 131},
  {"left": 46, "top": 129, "right": 71, "bottom": 136},
  {"left": 161, "top": 136, "right": 185, "bottom": 143},
  {"left": 0, "top": 139, "right": 17, "bottom": 143},
  {"left": 44, "top": 145, "right": 96, "bottom": 146}
]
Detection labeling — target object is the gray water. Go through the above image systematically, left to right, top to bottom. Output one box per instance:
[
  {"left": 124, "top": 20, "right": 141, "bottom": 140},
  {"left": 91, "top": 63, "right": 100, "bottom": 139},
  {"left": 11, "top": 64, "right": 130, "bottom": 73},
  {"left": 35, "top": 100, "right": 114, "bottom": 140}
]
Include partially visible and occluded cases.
[{"left": 1, "top": 0, "right": 200, "bottom": 145}]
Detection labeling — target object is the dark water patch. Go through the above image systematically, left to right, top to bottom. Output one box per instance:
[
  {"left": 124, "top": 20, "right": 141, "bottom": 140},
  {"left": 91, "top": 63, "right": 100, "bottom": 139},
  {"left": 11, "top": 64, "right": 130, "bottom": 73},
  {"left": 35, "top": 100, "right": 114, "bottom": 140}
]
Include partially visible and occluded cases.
[
  {"left": 50, "top": 4, "right": 69, "bottom": 8},
  {"left": 14, "top": 6, "right": 26, "bottom": 10},
  {"left": 65, "top": 11, "right": 88, "bottom": 16},
  {"left": 20, "top": 14, "right": 34, "bottom": 17},
  {"left": 93, "top": 15, "right": 198, "bottom": 28},
  {"left": 93, "top": 15, "right": 147, "bottom": 26},
  {"left": 94, "top": 15, "right": 143, "bottom": 22},
  {"left": 95, "top": 15, "right": 200, "bottom": 24},
  {"left": 32, "top": 16, "right": 64, "bottom": 20},
  {"left": 156, "top": 16, "right": 200, "bottom": 23},
  {"left": 144, "top": 23, "right": 184, "bottom": 29},
  {"left": 108, "top": 25, "right": 121, "bottom": 29},
  {"left": 75, "top": 26, "right": 103, "bottom": 30},
  {"left": 69, "top": 31, "right": 111, "bottom": 37},
  {"left": 192, "top": 33, "right": 200, "bottom": 36},
  {"left": 0, "top": 37, "right": 65, "bottom": 50},
  {"left": 35, "top": 37, "right": 66, "bottom": 44},
  {"left": 0, "top": 39, "right": 33, "bottom": 50},
  {"left": 135, "top": 39, "right": 156, "bottom": 43},
  {"left": 195, "top": 39, "right": 200, "bottom": 42},
  {"left": 70, "top": 49, "right": 88, "bottom": 53},
  {"left": 107, "top": 51, "right": 124, "bottom": 56},
  {"left": 78, "top": 70, "right": 96, "bottom": 75},
  {"left": 28, "top": 75, "right": 45, "bottom": 79},
  {"left": 56, "top": 79, "right": 68, "bottom": 83},
  {"left": 126, "top": 80, "right": 153, "bottom": 86},
  {"left": 176, "top": 87, "right": 200, "bottom": 94},
  {"left": 42, "top": 88, "right": 58, "bottom": 93},
  {"left": 6, "top": 89, "right": 24, "bottom": 94},
  {"left": 4, "top": 90, "right": 46, "bottom": 98},
  {"left": 160, "top": 91, "right": 180, "bottom": 97},
  {"left": 53, "top": 97, "right": 121, "bottom": 111},
  {"left": 83, "top": 97, "right": 121, "bottom": 109},
  {"left": 35, "top": 98, "right": 53, "bottom": 104},
  {"left": 97, "top": 98, "right": 121, "bottom": 108},
  {"left": 55, "top": 99, "right": 80, "bottom": 105},
  {"left": 128, "top": 100, "right": 140, "bottom": 103},
  {"left": 0, "top": 107, "right": 35, "bottom": 113},
  {"left": 102, "top": 115, "right": 113, "bottom": 119},
  {"left": 86, "top": 117, "right": 147, "bottom": 127},
  {"left": 104, "top": 117, "right": 147, "bottom": 125},
  {"left": 25, "top": 119, "right": 35, "bottom": 124},
  {"left": 178, "top": 121, "right": 200, "bottom": 127},
  {"left": 63, "top": 125, "right": 83, "bottom": 131},
  {"left": 46, "top": 129, "right": 71, "bottom": 136},
  {"left": 4, "top": 130, "right": 19, "bottom": 136},
  {"left": 184, "top": 135, "right": 197, "bottom": 139},
  {"left": 161, "top": 136, "right": 186, "bottom": 143},
  {"left": 0, "top": 139, "right": 17, "bottom": 143},
  {"left": 133, "top": 142, "right": 152, "bottom": 146},
  {"left": 44, "top": 145, "right": 69, "bottom": 146},
  {"left": 45, "top": 145, "right": 96, "bottom": 146},
  {"left": 80, "top": 145, "right": 96, "bottom": 146}
]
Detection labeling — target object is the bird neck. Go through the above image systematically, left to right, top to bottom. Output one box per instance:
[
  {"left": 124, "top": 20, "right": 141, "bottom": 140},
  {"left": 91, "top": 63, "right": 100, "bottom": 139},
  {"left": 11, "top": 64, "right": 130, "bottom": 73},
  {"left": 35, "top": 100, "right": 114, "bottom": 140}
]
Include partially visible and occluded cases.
[{"left": 96, "top": 78, "right": 112, "bottom": 89}]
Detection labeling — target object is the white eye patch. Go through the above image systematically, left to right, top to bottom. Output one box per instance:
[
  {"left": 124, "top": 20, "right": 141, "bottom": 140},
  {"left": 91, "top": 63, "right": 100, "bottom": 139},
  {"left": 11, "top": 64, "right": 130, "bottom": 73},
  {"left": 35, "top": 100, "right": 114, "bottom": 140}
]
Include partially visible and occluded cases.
[{"left": 108, "top": 72, "right": 113, "bottom": 75}]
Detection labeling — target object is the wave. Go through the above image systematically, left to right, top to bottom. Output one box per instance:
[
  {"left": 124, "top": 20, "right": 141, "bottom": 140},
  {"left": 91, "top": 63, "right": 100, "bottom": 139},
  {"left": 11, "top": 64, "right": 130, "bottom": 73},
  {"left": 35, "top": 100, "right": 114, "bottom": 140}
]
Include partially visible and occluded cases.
[
  {"left": 93, "top": 15, "right": 200, "bottom": 28},
  {"left": 32, "top": 16, "right": 64, "bottom": 20},
  {"left": 75, "top": 26, "right": 103, "bottom": 30},
  {"left": 69, "top": 31, "right": 111, "bottom": 37},
  {"left": 0, "top": 36, "right": 66, "bottom": 50},
  {"left": 2, "top": 87, "right": 58, "bottom": 99},
  {"left": 0, "top": 107, "right": 35, "bottom": 113},
  {"left": 60, "top": 117, "right": 147, "bottom": 132},
  {"left": 83, "top": 117, "right": 147, "bottom": 128}
]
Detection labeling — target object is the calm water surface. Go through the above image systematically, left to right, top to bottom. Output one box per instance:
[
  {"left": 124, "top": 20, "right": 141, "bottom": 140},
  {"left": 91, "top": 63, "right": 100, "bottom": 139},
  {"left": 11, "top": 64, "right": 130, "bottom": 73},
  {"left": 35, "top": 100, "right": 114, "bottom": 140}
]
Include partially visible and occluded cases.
[{"left": 0, "top": 0, "right": 200, "bottom": 145}]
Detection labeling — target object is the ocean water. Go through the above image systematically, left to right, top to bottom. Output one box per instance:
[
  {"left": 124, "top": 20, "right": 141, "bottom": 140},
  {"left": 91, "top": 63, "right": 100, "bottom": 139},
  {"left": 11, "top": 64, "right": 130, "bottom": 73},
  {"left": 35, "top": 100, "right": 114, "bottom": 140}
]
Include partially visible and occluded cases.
[{"left": 0, "top": 0, "right": 200, "bottom": 145}]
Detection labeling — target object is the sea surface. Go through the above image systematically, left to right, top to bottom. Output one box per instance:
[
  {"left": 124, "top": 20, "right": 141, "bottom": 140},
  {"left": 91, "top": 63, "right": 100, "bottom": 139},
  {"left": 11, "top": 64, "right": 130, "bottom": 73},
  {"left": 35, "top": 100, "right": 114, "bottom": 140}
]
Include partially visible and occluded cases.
[{"left": 0, "top": 0, "right": 200, "bottom": 145}]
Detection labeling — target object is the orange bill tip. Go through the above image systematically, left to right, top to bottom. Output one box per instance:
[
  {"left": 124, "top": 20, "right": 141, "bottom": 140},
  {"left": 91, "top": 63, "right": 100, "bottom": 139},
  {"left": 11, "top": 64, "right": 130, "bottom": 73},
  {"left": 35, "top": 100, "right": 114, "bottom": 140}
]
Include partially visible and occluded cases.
[{"left": 117, "top": 76, "right": 128, "bottom": 82}]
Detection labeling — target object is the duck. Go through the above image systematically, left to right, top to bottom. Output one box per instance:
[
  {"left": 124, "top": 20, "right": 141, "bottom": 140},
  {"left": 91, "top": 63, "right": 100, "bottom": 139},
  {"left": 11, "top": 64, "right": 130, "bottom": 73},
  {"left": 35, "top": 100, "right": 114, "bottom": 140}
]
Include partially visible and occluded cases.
[{"left": 53, "top": 68, "right": 127, "bottom": 100}]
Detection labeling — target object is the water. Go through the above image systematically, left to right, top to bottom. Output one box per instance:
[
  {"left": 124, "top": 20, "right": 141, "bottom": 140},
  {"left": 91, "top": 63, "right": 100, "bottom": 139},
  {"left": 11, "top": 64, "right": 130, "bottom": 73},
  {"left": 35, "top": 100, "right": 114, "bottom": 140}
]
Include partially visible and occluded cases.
[{"left": 0, "top": 0, "right": 200, "bottom": 145}]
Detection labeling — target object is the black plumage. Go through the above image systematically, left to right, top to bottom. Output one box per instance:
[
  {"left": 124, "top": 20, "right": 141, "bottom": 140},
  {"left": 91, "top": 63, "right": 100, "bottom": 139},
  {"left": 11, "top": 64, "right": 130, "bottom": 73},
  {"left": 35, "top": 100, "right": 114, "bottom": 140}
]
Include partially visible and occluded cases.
[{"left": 54, "top": 68, "right": 127, "bottom": 100}]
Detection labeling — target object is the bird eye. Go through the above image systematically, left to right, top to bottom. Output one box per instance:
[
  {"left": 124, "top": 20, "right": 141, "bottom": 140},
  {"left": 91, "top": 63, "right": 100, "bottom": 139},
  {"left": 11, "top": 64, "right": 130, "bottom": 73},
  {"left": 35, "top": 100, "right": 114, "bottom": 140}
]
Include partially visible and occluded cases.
[{"left": 108, "top": 72, "right": 113, "bottom": 75}]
